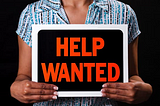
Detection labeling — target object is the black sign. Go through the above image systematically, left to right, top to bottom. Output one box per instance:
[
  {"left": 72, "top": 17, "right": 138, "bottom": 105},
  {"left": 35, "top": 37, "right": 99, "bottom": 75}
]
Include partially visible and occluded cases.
[{"left": 32, "top": 25, "right": 128, "bottom": 97}]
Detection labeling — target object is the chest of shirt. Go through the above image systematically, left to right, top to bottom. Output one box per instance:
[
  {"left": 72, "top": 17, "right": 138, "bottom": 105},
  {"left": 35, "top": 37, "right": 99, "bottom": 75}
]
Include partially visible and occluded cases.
[{"left": 30, "top": 3, "right": 129, "bottom": 25}]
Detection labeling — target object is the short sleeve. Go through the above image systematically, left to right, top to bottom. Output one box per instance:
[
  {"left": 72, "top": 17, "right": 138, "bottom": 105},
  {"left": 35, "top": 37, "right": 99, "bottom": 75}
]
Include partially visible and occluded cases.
[
  {"left": 16, "top": 5, "right": 33, "bottom": 47},
  {"left": 127, "top": 5, "right": 141, "bottom": 44}
]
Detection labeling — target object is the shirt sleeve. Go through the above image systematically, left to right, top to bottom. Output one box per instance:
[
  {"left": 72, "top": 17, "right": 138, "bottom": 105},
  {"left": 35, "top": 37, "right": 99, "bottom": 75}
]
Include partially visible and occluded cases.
[
  {"left": 16, "top": 5, "right": 33, "bottom": 47},
  {"left": 127, "top": 5, "right": 141, "bottom": 44}
]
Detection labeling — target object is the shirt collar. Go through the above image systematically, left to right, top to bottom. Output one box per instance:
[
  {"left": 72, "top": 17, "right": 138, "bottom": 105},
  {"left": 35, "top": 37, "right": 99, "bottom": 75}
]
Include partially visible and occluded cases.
[{"left": 38, "top": 0, "right": 109, "bottom": 12}]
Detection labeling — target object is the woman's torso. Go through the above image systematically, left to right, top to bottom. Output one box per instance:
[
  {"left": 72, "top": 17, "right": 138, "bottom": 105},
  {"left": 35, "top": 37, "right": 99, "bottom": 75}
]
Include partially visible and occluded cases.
[{"left": 16, "top": 0, "right": 140, "bottom": 105}]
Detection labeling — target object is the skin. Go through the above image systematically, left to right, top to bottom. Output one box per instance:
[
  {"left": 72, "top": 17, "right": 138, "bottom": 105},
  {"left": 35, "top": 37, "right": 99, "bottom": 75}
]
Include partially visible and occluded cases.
[{"left": 10, "top": 0, "right": 152, "bottom": 104}]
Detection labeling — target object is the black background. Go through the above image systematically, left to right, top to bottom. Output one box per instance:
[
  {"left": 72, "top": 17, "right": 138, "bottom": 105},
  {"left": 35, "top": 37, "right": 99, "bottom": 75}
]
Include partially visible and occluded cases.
[
  {"left": 0, "top": 0, "right": 160, "bottom": 106},
  {"left": 38, "top": 30, "right": 123, "bottom": 91}
]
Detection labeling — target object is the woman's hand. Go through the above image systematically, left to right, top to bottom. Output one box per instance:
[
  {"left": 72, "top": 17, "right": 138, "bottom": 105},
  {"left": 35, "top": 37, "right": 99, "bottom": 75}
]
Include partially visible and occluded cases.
[
  {"left": 101, "top": 77, "right": 152, "bottom": 104},
  {"left": 10, "top": 80, "right": 58, "bottom": 104}
]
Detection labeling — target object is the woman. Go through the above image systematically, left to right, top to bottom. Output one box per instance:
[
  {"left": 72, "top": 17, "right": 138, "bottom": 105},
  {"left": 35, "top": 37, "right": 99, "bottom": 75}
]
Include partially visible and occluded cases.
[{"left": 10, "top": 0, "right": 152, "bottom": 105}]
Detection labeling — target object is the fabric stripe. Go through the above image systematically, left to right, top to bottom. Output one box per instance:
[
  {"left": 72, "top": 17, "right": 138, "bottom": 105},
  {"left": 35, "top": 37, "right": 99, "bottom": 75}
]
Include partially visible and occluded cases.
[
  {"left": 47, "top": 0, "right": 60, "bottom": 5},
  {"left": 109, "top": 0, "right": 112, "bottom": 24},
  {"left": 114, "top": 1, "right": 117, "bottom": 24},
  {"left": 119, "top": 2, "right": 122, "bottom": 24},
  {"left": 31, "top": 3, "right": 36, "bottom": 24},
  {"left": 123, "top": 4, "right": 126, "bottom": 24},
  {"left": 125, "top": 5, "right": 128, "bottom": 24},
  {"left": 19, "top": 10, "right": 29, "bottom": 36},
  {"left": 40, "top": 12, "right": 43, "bottom": 24},
  {"left": 22, "top": 19, "right": 29, "bottom": 39}
]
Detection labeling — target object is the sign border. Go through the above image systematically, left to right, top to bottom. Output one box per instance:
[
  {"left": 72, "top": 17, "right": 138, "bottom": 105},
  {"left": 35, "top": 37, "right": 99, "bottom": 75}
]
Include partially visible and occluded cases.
[{"left": 32, "top": 24, "right": 128, "bottom": 97}]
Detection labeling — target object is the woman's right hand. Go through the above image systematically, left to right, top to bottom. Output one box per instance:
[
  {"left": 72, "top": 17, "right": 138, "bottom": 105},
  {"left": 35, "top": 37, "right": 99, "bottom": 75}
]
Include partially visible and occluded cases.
[{"left": 10, "top": 80, "right": 58, "bottom": 104}]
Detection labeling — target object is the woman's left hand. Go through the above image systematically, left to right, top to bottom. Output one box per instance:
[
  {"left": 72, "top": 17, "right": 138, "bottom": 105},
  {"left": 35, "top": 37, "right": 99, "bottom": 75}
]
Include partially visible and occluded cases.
[{"left": 101, "top": 78, "right": 152, "bottom": 104}]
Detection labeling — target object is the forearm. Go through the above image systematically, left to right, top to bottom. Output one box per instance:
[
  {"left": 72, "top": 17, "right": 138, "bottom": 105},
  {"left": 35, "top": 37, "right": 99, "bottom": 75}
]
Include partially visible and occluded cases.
[
  {"left": 15, "top": 74, "right": 31, "bottom": 81},
  {"left": 129, "top": 75, "right": 143, "bottom": 82}
]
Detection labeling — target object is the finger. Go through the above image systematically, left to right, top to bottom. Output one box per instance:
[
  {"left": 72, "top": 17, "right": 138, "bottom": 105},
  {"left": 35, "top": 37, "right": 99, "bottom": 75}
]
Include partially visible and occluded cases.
[
  {"left": 25, "top": 81, "right": 58, "bottom": 90},
  {"left": 102, "top": 82, "right": 130, "bottom": 90},
  {"left": 24, "top": 88, "right": 58, "bottom": 95},
  {"left": 101, "top": 88, "right": 128, "bottom": 96},
  {"left": 102, "top": 93, "right": 129, "bottom": 103},
  {"left": 23, "top": 95, "right": 57, "bottom": 103},
  {"left": 32, "top": 95, "right": 57, "bottom": 101},
  {"left": 26, "top": 99, "right": 52, "bottom": 104}
]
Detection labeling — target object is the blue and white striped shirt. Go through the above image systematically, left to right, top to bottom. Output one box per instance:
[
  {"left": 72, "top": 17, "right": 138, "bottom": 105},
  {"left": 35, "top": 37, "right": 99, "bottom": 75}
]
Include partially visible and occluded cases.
[{"left": 16, "top": 0, "right": 141, "bottom": 105}]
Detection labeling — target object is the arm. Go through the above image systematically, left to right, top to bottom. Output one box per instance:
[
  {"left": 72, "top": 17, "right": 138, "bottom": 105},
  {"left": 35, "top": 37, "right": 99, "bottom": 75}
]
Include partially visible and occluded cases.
[
  {"left": 15, "top": 35, "right": 32, "bottom": 81},
  {"left": 10, "top": 36, "right": 58, "bottom": 104},
  {"left": 128, "top": 36, "right": 152, "bottom": 103},
  {"left": 101, "top": 37, "right": 152, "bottom": 104}
]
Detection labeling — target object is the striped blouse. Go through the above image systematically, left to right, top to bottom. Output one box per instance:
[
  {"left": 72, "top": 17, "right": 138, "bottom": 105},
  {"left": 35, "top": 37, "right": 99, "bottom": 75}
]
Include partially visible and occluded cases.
[{"left": 16, "top": 0, "right": 141, "bottom": 105}]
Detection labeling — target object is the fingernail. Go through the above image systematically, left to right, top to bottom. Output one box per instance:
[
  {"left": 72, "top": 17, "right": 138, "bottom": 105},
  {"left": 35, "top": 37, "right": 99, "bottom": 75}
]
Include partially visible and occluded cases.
[
  {"left": 102, "top": 84, "right": 107, "bottom": 88},
  {"left": 53, "top": 87, "right": 58, "bottom": 90},
  {"left": 101, "top": 89, "right": 105, "bottom": 92},
  {"left": 53, "top": 91, "right": 58, "bottom": 95},
  {"left": 52, "top": 96, "right": 57, "bottom": 99}
]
